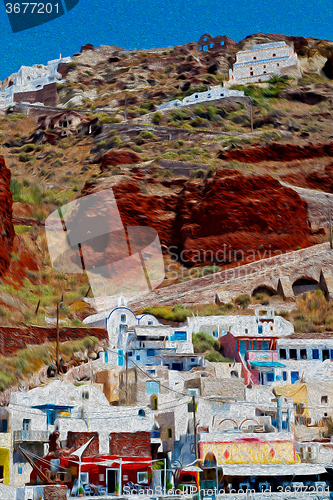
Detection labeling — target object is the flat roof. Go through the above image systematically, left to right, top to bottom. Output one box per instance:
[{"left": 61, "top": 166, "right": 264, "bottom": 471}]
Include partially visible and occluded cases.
[{"left": 221, "top": 464, "right": 326, "bottom": 476}]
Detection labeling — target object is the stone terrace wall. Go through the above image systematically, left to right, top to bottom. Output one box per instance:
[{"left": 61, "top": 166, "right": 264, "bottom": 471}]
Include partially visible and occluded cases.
[{"left": 0, "top": 326, "right": 108, "bottom": 356}]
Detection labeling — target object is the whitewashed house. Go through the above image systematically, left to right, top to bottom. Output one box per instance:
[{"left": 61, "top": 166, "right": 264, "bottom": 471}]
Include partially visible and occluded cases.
[
  {"left": 228, "top": 41, "right": 299, "bottom": 85},
  {"left": 0, "top": 56, "right": 71, "bottom": 103}
]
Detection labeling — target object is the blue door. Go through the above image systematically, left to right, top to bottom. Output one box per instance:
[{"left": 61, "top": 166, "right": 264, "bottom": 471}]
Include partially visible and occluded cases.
[{"left": 291, "top": 371, "right": 299, "bottom": 384}]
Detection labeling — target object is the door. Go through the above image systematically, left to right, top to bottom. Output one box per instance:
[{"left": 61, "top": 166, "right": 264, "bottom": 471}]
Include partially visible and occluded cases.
[
  {"left": 291, "top": 371, "right": 299, "bottom": 384},
  {"left": 107, "top": 469, "right": 118, "bottom": 494}
]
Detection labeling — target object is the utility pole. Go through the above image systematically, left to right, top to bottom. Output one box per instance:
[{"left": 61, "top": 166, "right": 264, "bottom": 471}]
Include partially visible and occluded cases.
[
  {"left": 124, "top": 92, "right": 127, "bottom": 122},
  {"left": 248, "top": 97, "right": 253, "bottom": 133},
  {"left": 329, "top": 204, "right": 333, "bottom": 250},
  {"left": 56, "top": 302, "right": 60, "bottom": 374},
  {"left": 125, "top": 351, "right": 129, "bottom": 406},
  {"left": 192, "top": 395, "right": 198, "bottom": 459}
]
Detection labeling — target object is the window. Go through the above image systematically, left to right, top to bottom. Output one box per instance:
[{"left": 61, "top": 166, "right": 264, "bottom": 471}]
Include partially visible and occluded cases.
[
  {"left": 272, "top": 53, "right": 276, "bottom": 57},
  {"left": 253, "top": 56, "right": 257, "bottom": 60},
  {"left": 277, "top": 63, "right": 280, "bottom": 67},
  {"left": 263, "top": 65, "right": 266, "bottom": 68},
  {"left": 250, "top": 67, "right": 253, "bottom": 70},
  {"left": 250, "top": 71, "right": 254, "bottom": 76},
  {"left": 121, "top": 314, "right": 126, "bottom": 322},
  {"left": 148, "top": 321, "right": 153, "bottom": 325},
  {"left": 258, "top": 325, "right": 263, "bottom": 334},
  {"left": 270, "top": 325, "right": 273, "bottom": 331},
  {"left": 245, "top": 328, "right": 248, "bottom": 334},
  {"left": 172, "top": 331, "right": 187, "bottom": 341},
  {"left": 213, "top": 331, "right": 218, "bottom": 338},
  {"left": 238, "top": 340, "right": 246, "bottom": 355},
  {"left": 262, "top": 340, "right": 269, "bottom": 350},
  {"left": 147, "top": 349, "right": 155, "bottom": 356},
  {"left": 279, "top": 349, "right": 287, "bottom": 360},
  {"left": 290, "top": 349, "right": 297, "bottom": 360},
  {"left": 300, "top": 349, "right": 307, "bottom": 360},
  {"left": 313, "top": 349, "right": 320, "bottom": 359},
  {"left": 323, "top": 349, "right": 330, "bottom": 361},
  {"left": 128, "top": 351, "right": 132, "bottom": 357},
  {"left": 136, "top": 355, "right": 140, "bottom": 360},
  {"left": 147, "top": 369, "right": 155, "bottom": 375},
  {"left": 231, "top": 370, "right": 238, "bottom": 378},
  {"left": 283, "top": 371, "right": 287, "bottom": 381},
  {"left": 291, "top": 371, "right": 299, "bottom": 384},
  {"left": 266, "top": 372, "right": 274, "bottom": 382},
  {"left": 146, "top": 380, "right": 160, "bottom": 395},
  {"left": 82, "top": 390, "right": 89, "bottom": 400},
  {"left": 322, "top": 396, "right": 328, "bottom": 404},
  {"left": 138, "top": 409, "right": 145, "bottom": 417},
  {"left": 48, "top": 411, "right": 56, "bottom": 426},
  {"left": 23, "top": 419, "right": 30, "bottom": 431},
  {"left": 0, "top": 420, "right": 7, "bottom": 433},
  {"left": 167, "top": 427, "right": 172, "bottom": 439},
  {"left": 18, "top": 467, "right": 22, "bottom": 474},
  {"left": 137, "top": 472, "right": 148, "bottom": 484}
]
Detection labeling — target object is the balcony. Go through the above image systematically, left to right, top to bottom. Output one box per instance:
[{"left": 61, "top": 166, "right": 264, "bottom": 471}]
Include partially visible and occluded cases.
[{"left": 13, "top": 430, "right": 50, "bottom": 443}]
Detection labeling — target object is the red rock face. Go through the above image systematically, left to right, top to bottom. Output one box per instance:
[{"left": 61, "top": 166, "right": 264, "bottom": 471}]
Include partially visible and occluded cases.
[
  {"left": 218, "top": 142, "right": 333, "bottom": 163},
  {"left": 100, "top": 150, "right": 141, "bottom": 171},
  {"left": 0, "top": 157, "right": 15, "bottom": 278},
  {"left": 81, "top": 170, "right": 311, "bottom": 269}
]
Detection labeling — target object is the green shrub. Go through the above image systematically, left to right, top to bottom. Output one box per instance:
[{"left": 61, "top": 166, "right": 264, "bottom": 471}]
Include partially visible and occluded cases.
[
  {"left": 67, "top": 61, "right": 78, "bottom": 69},
  {"left": 152, "top": 112, "right": 162, "bottom": 125},
  {"left": 139, "top": 130, "right": 156, "bottom": 140},
  {"left": 108, "top": 135, "right": 122, "bottom": 148},
  {"left": 18, "top": 152, "right": 31, "bottom": 162},
  {"left": 235, "top": 294, "right": 251, "bottom": 308},
  {"left": 204, "top": 351, "right": 226, "bottom": 362}
]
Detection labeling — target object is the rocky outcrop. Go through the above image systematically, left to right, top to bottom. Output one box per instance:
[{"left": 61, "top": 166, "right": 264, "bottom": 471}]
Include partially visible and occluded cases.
[
  {"left": 218, "top": 141, "right": 333, "bottom": 163},
  {"left": 100, "top": 150, "right": 141, "bottom": 170},
  {"left": 0, "top": 157, "right": 14, "bottom": 279},
  {"left": 80, "top": 169, "right": 311, "bottom": 269}
]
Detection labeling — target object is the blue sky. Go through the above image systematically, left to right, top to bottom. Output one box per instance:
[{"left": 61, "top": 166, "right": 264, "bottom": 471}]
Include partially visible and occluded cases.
[{"left": 0, "top": 0, "right": 332, "bottom": 80}]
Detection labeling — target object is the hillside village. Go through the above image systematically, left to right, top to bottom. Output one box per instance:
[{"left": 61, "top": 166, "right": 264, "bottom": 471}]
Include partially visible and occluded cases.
[{"left": 1, "top": 32, "right": 333, "bottom": 499}]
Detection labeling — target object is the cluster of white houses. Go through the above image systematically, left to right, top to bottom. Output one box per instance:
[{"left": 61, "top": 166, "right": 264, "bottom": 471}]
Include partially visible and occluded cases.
[{"left": 1, "top": 300, "right": 333, "bottom": 495}]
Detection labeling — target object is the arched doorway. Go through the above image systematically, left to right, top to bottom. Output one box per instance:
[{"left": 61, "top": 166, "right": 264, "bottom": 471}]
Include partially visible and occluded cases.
[{"left": 292, "top": 277, "right": 321, "bottom": 296}]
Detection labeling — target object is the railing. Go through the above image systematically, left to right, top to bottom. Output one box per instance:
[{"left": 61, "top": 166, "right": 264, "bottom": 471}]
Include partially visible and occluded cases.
[{"left": 13, "top": 430, "right": 50, "bottom": 442}]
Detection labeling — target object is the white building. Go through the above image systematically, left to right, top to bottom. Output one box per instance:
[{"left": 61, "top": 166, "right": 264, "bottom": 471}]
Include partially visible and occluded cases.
[
  {"left": 228, "top": 41, "right": 299, "bottom": 85},
  {"left": 0, "top": 56, "right": 71, "bottom": 103},
  {"left": 157, "top": 86, "right": 245, "bottom": 110},
  {"left": 84, "top": 297, "right": 194, "bottom": 365},
  {"left": 187, "top": 307, "right": 294, "bottom": 339},
  {"left": 276, "top": 334, "right": 333, "bottom": 384}
]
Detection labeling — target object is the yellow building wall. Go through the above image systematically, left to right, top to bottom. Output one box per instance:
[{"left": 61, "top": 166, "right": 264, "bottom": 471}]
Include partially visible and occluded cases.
[
  {"left": 274, "top": 384, "right": 309, "bottom": 418},
  {"left": 200, "top": 439, "right": 297, "bottom": 465},
  {"left": 0, "top": 448, "right": 10, "bottom": 485}
]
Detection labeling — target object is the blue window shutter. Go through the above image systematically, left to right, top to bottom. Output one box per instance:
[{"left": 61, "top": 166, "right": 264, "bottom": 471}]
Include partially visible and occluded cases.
[
  {"left": 258, "top": 325, "right": 263, "bottom": 334},
  {"left": 172, "top": 331, "right": 187, "bottom": 341},
  {"left": 239, "top": 340, "right": 246, "bottom": 356},
  {"left": 261, "top": 341, "right": 269, "bottom": 350},
  {"left": 313, "top": 349, "right": 319, "bottom": 360},
  {"left": 118, "top": 350, "right": 124, "bottom": 366},
  {"left": 283, "top": 372, "right": 287, "bottom": 381},
  {"left": 146, "top": 381, "right": 160, "bottom": 395}
]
